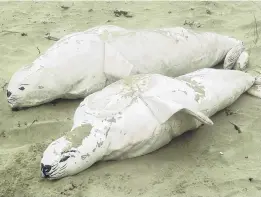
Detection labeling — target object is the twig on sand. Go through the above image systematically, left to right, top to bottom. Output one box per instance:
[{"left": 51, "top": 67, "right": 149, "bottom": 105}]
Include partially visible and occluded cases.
[
  {"left": 251, "top": 1, "right": 261, "bottom": 11},
  {"left": 61, "top": 5, "right": 70, "bottom": 10},
  {"left": 113, "top": 9, "right": 133, "bottom": 18},
  {"left": 247, "top": 13, "right": 259, "bottom": 55},
  {"left": 253, "top": 14, "right": 259, "bottom": 45},
  {"left": 0, "top": 30, "right": 27, "bottom": 36},
  {"left": 0, "top": 30, "right": 21, "bottom": 34},
  {"left": 44, "top": 35, "right": 59, "bottom": 41},
  {"left": 36, "top": 47, "right": 41, "bottom": 54},
  {"left": 1, "top": 82, "right": 8, "bottom": 91},
  {"left": 224, "top": 108, "right": 238, "bottom": 116},
  {"left": 29, "top": 119, "right": 38, "bottom": 127},
  {"left": 229, "top": 121, "right": 242, "bottom": 134},
  {"left": 0, "top": 131, "right": 6, "bottom": 138}
]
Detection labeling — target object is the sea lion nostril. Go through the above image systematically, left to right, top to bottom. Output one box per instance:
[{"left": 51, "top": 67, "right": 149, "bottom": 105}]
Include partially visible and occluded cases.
[
  {"left": 7, "top": 90, "right": 12, "bottom": 98},
  {"left": 41, "top": 163, "right": 51, "bottom": 178},
  {"left": 42, "top": 164, "right": 52, "bottom": 173}
]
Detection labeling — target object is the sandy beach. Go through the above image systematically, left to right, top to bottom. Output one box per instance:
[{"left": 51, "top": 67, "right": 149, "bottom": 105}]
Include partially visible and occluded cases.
[{"left": 1, "top": 1, "right": 261, "bottom": 197}]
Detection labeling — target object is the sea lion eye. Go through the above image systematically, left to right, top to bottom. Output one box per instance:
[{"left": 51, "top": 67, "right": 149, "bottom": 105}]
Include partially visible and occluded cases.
[
  {"left": 19, "top": 87, "right": 25, "bottom": 91},
  {"left": 59, "top": 155, "right": 70, "bottom": 163}
]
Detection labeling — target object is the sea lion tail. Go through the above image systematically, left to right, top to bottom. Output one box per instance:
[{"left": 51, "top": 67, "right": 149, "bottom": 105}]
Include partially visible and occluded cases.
[
  {"left": 245, "top": 71, "right": 261, "bottom": 98},
  {"left": 247, "top": 83, "right": 261, "bottom": 99}
]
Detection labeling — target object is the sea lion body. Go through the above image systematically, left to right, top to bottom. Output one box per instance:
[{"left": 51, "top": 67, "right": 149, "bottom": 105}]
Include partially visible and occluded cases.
[
  {"left": 7, "top": 25, "right": 246, "bottom": 109},
  {"left": 40, "top": 68, "right": 255, "bottom": 179}
]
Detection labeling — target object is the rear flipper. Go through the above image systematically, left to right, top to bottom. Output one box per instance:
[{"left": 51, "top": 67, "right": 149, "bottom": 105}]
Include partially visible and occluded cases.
[
  {"left": 223, "top": 42, "right": 247, "bottom": 70},
  {"left": 234, "top": 51, "right": 249, "bottom": 71},
  {"left": 247, "top": 70, "right": 261, "bottom": 98},
  {"left": 254, "top": 75, "right": 261, "bottom": 85},
  {"left": 247, "top": 84, "right": 261, "bottom": 98}
]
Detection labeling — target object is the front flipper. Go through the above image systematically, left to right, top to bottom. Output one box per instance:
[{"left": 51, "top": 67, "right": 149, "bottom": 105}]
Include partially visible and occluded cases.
[
  {"left": 223, "top": 42, "right": 245, "bottom": 70},
  {"left": 141, "top": 95, "right": 213, "bottom": 126},
  {"left": 182, "top": 107, "right": 213, "bottom": 125}
]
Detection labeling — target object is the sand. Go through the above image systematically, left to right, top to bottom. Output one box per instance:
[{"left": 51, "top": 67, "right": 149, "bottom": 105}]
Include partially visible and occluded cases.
[{"left": 1, "top": 1, "right": 261, "bottom": 197}]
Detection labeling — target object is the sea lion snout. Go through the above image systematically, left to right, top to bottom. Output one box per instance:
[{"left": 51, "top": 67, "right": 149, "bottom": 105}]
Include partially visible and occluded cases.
[{"left": 41, "top": 163, "right": 52, "bottom": 178}]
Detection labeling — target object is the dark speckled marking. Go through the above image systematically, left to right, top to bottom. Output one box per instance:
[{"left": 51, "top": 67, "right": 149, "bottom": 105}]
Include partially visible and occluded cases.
[
  {"left": 179, "top": 76, "right": 206, "bottom": 102},
  {"left": 107, "top": 117, "right": 116, "bottom": 123},
  {"left": 65, "top": 124, "right": 92, "bottom": 147},
  {"left": 105, "top": 124, "right": 111, "bottom": 137},
  {"left": 97, "top": 140, "right": 103, "bottom": 148},
  {"left": 81, "top": 153, "right": 90, "bottom": 160}
]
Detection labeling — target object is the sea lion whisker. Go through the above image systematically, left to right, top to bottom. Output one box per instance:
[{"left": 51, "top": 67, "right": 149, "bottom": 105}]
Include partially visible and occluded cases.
[
  {"left": 48, "top": 163, "right": 67, "bottom": 177},
  {"left": 51, "top": 163, "right": 58, "bottom": 168},
  {"left": 48, "top": 164, "right": 59, "bottom": 175},
  {"left": 50, "top": 164, "right": 58, "bottom": 172},
  {"left": 59, "top": 164, "right": 67, "bottom": 171},
  {"left": 49, "top": 168, "right": 56, "bottom": 174},
  {"left": 49, "top": 169, "right": 57, "bottom": 176},
  {"left": 50, "top": 170, "right": 65, "bottom": 178},
  {"left": 49, "top": 172, "right": 60, "bottom": 178}
]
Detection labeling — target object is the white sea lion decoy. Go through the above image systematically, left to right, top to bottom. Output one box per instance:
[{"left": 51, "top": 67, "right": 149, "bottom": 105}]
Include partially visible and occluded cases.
[
  {"left": 7, "top": 25, "right": 250, "bottom": 109},
  {"left": 40, "top": 68, "right": 255, "bottom": 180}
]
